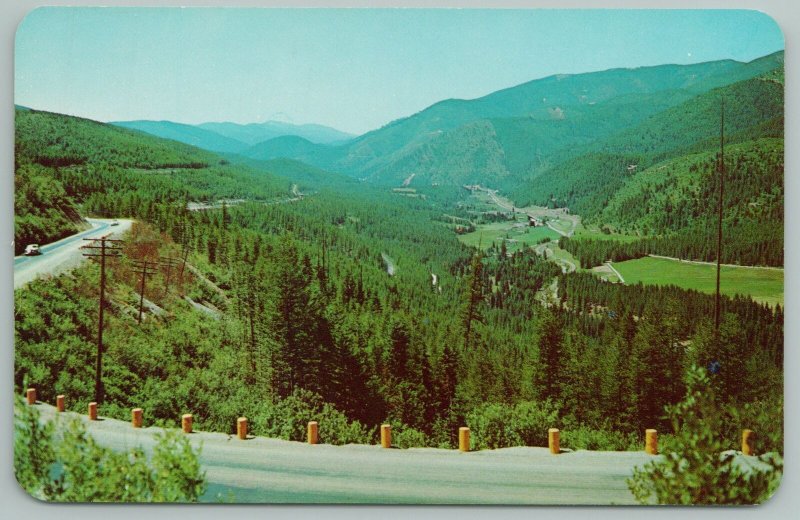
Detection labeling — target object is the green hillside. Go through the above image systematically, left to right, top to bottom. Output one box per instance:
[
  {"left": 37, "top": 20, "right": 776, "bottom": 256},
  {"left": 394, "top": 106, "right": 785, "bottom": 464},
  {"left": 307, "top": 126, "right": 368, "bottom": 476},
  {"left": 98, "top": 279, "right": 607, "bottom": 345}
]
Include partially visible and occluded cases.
[
  {"left": 236, "top": 52, "right": 783, "bottom": 189},
  {"left": 511, "top": 74, "right": 783, "bottom": 210},
  {"left": 593, "top": 77, "right": 783, "bottom": 160},
  {"left": 14, "top": 108, "right": 291, "bottom": 254},
  {"left": 16, "top": 109, "right": 220, "bottom": 169},
  {"left": 243, "top": 135, "right": 343, "bottom": 165},
  {"left": 561, "top": 138, "right": 783, "bottom": 268},
  {"left": 600, "top": 138, "right": 783, "bottom": 235},
  {"left": 15, "top": 162, "right": 86, "bottom": 253}
]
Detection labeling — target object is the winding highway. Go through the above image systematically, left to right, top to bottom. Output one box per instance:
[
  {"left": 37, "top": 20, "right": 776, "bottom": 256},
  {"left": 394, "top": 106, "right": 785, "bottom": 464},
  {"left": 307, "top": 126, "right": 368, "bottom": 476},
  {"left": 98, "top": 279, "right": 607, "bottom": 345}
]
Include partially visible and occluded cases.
[{"left": 13, "top": 218, "right": 133, "bottom": 289}]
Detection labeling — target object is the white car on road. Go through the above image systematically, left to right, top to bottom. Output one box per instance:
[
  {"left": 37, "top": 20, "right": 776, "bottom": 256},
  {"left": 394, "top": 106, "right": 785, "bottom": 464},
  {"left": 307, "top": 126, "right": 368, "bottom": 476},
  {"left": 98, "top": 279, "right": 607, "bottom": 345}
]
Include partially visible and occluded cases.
[{"left": 23, "top": 244, "right": 41, "bottom": 256}]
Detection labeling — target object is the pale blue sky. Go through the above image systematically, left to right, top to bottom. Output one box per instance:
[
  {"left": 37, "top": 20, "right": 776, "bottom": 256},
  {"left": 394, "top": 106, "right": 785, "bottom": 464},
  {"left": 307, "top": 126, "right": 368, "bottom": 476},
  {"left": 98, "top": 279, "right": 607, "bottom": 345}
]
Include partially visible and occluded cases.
[{"left": 15, "top": 8, "right": 784, "bottom": 135}]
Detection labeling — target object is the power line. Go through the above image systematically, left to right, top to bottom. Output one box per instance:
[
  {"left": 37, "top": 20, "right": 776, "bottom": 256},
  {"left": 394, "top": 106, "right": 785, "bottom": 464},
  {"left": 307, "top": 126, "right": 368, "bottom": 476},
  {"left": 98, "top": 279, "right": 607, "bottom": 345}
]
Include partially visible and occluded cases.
[
  {"left": 714, "top": 97, "right": 725, "bottom": 334},
  {"left": 81, "top": 235, "right": 124, "bottom": 404},
  {"left": 178, "top": 243, "right": 190, "bottom": 285},
  {"left": 160, "top": 255, "right": 181, "bottom": 296},
  {"left": 132, "top": 259, "right": 159, "bottom": 325}
]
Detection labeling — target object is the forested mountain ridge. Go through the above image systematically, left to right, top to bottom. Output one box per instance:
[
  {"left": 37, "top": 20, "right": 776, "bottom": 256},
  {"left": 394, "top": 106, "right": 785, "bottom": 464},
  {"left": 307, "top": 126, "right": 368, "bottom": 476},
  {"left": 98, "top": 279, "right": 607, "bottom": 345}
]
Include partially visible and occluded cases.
[
  {"left": 227, "top": 51, "right": 782, "bottom": 187},
  {"left": 98, "top": 52, "right": 784, "bottom": 198},
  {"left": 508, "top": 73, "right": 783, "bottom": 210},
  {"left": 13, "top": 108, "right": 292, "bottom": 254},
  {"left": 17, "top": 109, "right": 221, "bottom": 169},
  {"left": 111, "top": 119, "right": 355, "bottom": 156},
  {"left": 111, "top": 120, "right": 250, "bottom": 154},
  {"left": 198, "top": 120, "right": 355, "bottom": 146},
  {"left": 242, "top": 135, "right": 344, "bottom": 165},
  {"left": 558, "top": 137, "right": 784, "bottom": 268},
  {"left": 600, "top": 138, "right": 783, "bottom": 236}
]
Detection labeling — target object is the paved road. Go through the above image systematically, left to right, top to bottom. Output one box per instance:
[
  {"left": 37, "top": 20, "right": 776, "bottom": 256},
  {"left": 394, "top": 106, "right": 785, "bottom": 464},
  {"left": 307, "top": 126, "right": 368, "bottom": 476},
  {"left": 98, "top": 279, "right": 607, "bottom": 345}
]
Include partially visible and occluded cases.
[
  {"left": 188, "top": 191, "right": 304, "bottom": 212},
  {"left": 13, "top": 219, "right": 133, "bottom": 289},
  {"left": 32, "top": 403, "right": 655, "bottom": 504}
]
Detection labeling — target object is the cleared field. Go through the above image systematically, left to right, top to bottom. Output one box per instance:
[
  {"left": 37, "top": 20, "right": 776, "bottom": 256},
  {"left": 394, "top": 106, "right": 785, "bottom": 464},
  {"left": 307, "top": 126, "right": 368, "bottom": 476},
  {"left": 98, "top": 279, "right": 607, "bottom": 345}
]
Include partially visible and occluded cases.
[
  {"left": 459, "top": 221, "right": 560, "bottom": 252},
  {"left": 573, "top": 225, "right": 640, "bottom": 243},
  {"left": 611, "top": 256, "right": 783, "bottom": 308}
]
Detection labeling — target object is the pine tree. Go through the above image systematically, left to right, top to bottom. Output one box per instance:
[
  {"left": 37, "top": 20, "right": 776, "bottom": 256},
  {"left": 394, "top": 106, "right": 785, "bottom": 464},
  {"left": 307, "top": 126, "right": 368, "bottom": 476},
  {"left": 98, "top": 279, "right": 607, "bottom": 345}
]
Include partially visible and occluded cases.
[
  {"left": 460, "top": 252, "right": 484, "bottom": 351},
  {"left": 536, "top": 306, "right": 564, "bottom": 400}
]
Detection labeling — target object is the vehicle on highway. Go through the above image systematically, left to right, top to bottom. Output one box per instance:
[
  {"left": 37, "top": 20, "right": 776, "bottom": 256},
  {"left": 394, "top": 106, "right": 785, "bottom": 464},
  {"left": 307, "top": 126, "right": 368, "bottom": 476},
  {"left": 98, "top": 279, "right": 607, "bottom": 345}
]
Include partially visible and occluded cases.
[
  {"left": 111, "top": 219, "right": 119, "bottom": 226},
  {"left": 24, "top": 244, "right": 41, "bottom": 256}
]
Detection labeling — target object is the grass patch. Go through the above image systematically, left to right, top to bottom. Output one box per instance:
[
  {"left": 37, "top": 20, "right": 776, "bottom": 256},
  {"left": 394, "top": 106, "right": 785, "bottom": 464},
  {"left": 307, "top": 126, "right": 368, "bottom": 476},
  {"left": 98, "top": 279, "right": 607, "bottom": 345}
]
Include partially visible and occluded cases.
[
  {"left": 459, "top": 221, "right": 560, "bottom": 252},
  {"left": 573, "top": 224, "right": 640, "bottom": 243},
  {"left": 611, "top": 256, "right": 783, "bottom": 308}
]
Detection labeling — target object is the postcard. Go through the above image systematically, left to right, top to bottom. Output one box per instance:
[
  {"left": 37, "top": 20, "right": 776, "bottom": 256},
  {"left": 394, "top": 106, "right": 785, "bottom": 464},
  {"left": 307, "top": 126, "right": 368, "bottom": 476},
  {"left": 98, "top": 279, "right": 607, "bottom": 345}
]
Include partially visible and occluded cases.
[{"left": 13, "top": 7, "right": 784, "bottom": 505}]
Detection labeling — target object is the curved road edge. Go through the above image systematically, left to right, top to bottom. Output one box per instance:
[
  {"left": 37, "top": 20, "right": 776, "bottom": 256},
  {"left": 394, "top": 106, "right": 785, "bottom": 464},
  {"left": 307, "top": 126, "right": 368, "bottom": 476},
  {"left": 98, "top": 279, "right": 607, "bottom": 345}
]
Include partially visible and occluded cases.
[{"left": 13, "top": 218, "right": 134, "bottom": 289}]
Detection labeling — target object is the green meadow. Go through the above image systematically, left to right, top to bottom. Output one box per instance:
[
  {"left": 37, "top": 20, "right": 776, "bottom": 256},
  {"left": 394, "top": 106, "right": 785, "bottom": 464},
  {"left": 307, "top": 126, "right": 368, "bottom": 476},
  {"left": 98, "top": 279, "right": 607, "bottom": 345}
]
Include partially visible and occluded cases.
[
  {"left": 458, "top": 221, "right": 560, "bottom": 252},
  {"left": 573, "top": 225, "right": 641, "bottom": 243},
  {"left": 612, "top": 256, "right": 783, "bottom": 308}
]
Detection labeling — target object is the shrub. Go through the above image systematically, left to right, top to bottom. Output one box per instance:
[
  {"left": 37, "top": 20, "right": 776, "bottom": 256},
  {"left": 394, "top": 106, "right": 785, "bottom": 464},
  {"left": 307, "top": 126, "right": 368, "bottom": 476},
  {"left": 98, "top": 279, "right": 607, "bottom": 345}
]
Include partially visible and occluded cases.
[
  {"left": 627, "top": 366, "right": 782, "bottom": 504},
  {"left": 254, "top": 388, "right": 370, "bottom": 445},
  {"left": 14, "top": 399, "right": 206, "bottom": 502},
  {"left": 467, "top": 400, "right": 559, "bottom": 450},
  {"left": 508, "top": 400, "right": 560, "bottom": 447},
  {"left": 390, "top": 423, "right": 431, "bottom": 449},
  {"left": 560, "top": 425, "right": 638, "bottom": 451}
]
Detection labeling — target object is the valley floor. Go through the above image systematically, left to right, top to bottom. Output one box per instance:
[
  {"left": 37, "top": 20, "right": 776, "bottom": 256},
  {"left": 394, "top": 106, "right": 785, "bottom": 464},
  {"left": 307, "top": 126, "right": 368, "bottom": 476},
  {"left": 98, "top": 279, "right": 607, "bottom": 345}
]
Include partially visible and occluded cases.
[{"left": 467, "top": 186, "right": 783, "bottom": 308}]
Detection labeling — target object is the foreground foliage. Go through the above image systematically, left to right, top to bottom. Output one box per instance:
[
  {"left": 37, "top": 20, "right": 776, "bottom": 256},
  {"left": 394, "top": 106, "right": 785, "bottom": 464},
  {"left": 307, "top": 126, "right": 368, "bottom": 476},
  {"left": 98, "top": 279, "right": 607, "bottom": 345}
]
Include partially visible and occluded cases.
[
  {"left": 627, "top": 367, "right": 782, "bottom": 505},
  {"left": 14, "top": 399, "right": 206, "bottom": 502}
]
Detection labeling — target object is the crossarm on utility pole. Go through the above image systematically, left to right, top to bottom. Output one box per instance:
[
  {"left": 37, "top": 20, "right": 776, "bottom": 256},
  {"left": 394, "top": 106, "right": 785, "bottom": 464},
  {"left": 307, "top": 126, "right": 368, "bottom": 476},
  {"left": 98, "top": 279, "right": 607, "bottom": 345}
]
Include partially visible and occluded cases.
[
  {"left": 82, "top": 236, "right": 124, "bottom": 404},
  {"left": 132, "top": 260, "right": 159, "bottom": 324}
]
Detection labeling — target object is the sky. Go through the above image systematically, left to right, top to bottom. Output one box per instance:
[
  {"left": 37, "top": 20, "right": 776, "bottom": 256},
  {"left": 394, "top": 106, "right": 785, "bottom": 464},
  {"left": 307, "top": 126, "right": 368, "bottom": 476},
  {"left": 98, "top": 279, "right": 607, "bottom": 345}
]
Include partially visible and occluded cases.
[{"left": 14, "top": 8, "right": 784, "bottom": 135}]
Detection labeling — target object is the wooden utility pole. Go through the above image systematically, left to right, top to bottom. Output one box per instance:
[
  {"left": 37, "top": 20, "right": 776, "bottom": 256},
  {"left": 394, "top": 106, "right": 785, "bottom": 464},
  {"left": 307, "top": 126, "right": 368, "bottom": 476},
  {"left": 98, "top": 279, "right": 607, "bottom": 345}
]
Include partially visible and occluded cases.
[
  {"left": 714, "top": 97, "right": 725, "bottom": 333},
  {"left": 81, "top": 236, "right": 123, "bottom": 404},
  {"left": 179, "top": 243, "right": 190, "bottom": 281},
  {"left": 160, "top": 256, "right": 180, "bottom": 296},
  {"left": 132, "top": 260, "right": 159, "bottom": 324}
]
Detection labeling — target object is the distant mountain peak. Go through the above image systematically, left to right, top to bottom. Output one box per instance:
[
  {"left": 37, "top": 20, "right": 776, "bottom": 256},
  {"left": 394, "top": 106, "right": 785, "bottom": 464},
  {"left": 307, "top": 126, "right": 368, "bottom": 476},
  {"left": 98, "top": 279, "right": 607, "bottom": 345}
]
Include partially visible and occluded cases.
[{"left": 197, "top": 120, "right": 355, "bottom": 146}]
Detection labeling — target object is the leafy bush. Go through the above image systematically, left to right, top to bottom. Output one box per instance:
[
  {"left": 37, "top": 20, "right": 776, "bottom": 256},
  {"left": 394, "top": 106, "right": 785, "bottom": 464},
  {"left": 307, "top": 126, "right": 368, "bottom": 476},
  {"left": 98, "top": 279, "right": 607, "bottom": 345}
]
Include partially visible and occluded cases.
[
  {"left": 627, "top": 366, "right": 782, "bottom": 504},
  {"left": 254, "top": 388, "right": 371, "bottom": 445},
  {"left": 14, "top": 400, "right": 206, "bottom": 502},
  {"left": 467, "top": 400, "right": 559, "bottom": 450},
  {"left": 465, "top": 403, "right": 514, "bottom": 450},
  {"left": 391, "top": 423, "right": 430, "bottom": 449},
  {"left": 560, "top": 425, "right": 639, "bottom": 451}
]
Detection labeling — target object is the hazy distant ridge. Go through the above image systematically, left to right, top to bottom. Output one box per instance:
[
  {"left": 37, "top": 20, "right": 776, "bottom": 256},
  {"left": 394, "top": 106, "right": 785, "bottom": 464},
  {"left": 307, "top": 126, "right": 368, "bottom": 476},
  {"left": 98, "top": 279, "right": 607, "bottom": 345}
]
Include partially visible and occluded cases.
[{"left": 111, "top": 119, "right": 355, "bottom": 154}]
